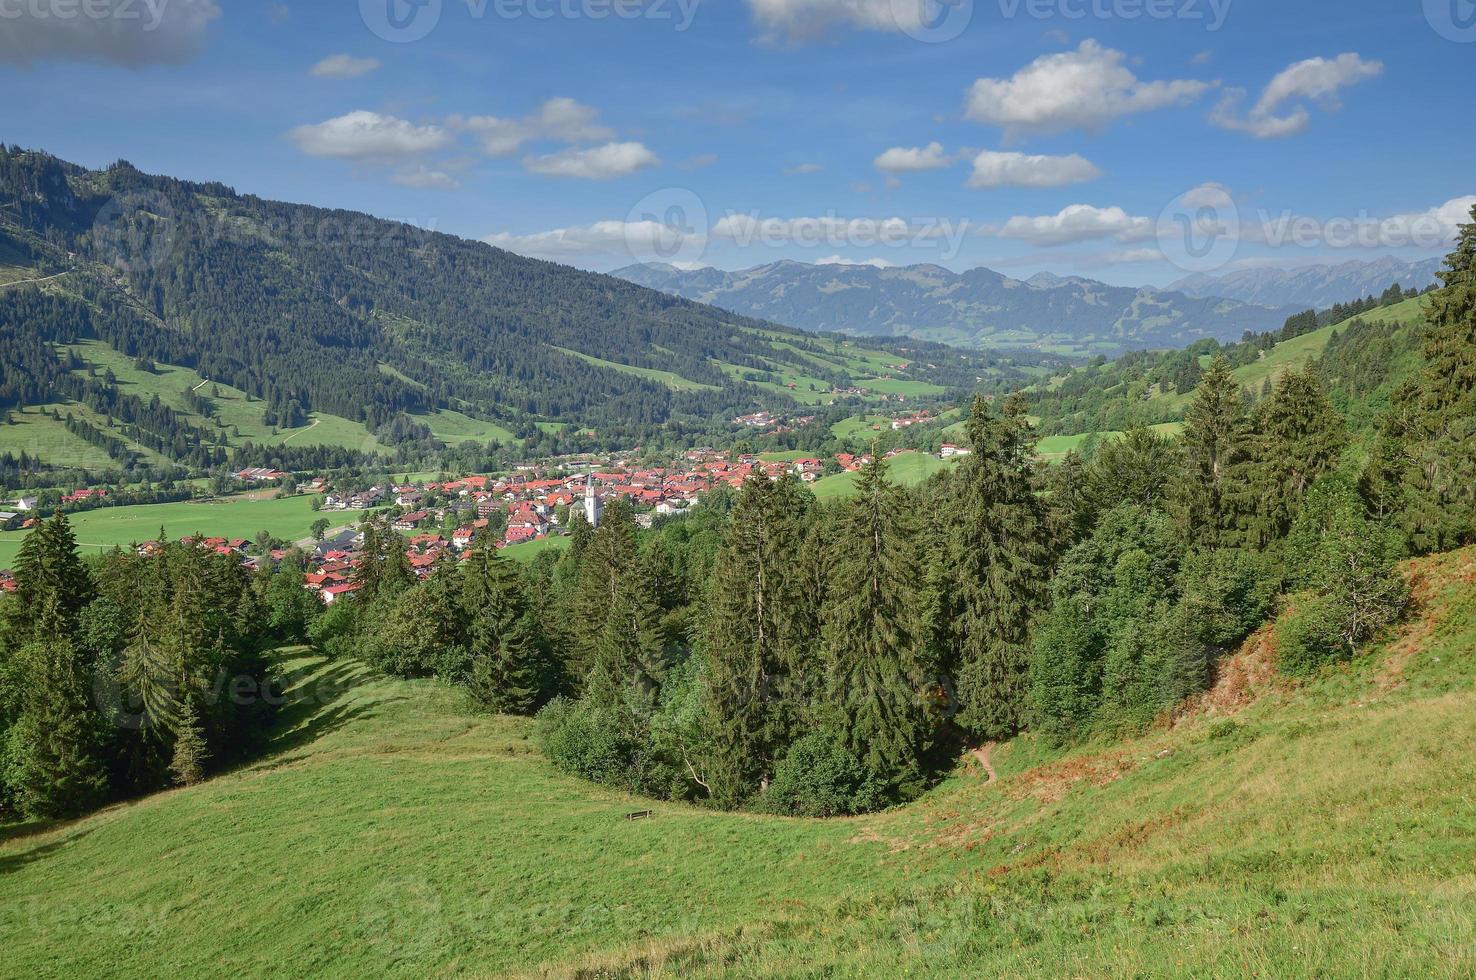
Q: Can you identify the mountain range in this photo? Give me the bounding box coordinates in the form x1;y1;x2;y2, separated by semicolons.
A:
1167;257;1443;309
613;260;1304;355
0;148;1021;470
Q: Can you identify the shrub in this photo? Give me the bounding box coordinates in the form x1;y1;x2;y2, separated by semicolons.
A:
534;697;629;786
759;733;884;818
1276;595;1348;677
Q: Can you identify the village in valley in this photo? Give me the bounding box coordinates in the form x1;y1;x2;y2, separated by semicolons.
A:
0;432;974;602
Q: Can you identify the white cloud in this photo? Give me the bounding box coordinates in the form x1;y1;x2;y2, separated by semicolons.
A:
746;0;926;41
311;54;382;79
965;40;1212;136
0;0;220;67
873;142;952;175
679;153;718;171
784;162;824;175
816;255;896;268
993;204;1154;246
967;150;1101;189
453;98;614;157
1250;195;1476;251
484;219;696;261
286;111;452;161
523;142;660;179
1211;53;1383;139
392;166;459;190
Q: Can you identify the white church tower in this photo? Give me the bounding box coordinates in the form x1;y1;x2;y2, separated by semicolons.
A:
583;473;603;528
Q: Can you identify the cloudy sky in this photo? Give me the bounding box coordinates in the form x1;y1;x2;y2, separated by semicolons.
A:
2;0;1471;284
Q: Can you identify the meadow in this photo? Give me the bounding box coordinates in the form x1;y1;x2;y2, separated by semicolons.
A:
811;450;954;500
4;547;1473;976
0;494;364;569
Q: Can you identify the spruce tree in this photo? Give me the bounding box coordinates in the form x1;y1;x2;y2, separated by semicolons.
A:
1395;204;1476;551
1173;354;1250;548
12;510;94;639
819;453;931;795
168;699;210;786
567;501;640;685
7;638;110;817
1085;426;1177;519
699;472;812;806
1249;365;1347;546
946;393;1051;739
463;549;547;715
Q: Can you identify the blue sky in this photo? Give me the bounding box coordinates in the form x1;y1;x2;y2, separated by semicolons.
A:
2;0;1472;284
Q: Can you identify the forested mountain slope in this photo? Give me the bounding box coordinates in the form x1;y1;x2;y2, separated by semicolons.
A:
0;147;1024;470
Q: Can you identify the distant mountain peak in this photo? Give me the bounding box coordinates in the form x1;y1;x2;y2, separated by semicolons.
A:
614;259;1297;355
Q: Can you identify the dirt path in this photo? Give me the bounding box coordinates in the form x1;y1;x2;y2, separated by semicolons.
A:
0;269;71;289
969;742;998;784
279;417;320;444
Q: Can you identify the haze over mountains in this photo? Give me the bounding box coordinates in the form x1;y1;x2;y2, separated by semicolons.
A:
1167;256;1443;309
614;260;1304;355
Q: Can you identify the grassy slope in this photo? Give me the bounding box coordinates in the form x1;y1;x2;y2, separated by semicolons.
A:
811;451;954;500
549;347;719;393
0;494;365;569
5;548;1473;976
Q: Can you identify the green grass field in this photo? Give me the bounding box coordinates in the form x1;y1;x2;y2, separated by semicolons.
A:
500;533;571;562
831;414;893;443
551;347;720;392
0;495;366;570
4;547;1473;976
0;405;122;471
812;450;954;500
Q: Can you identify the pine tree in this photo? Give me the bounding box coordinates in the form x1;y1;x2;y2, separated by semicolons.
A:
700;472;812;806
1085;426;1177;519
6;638;110;817
462;546;547;714
1249;365;1347;546
168;699;210;786
819;453;931;794
1173;354;1250;548
11;510;94;639
567;502;640;685
1393;204;1476;551
946;393;1051;739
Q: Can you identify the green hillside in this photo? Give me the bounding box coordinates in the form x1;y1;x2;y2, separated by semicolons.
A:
811;450;953;499
0;146;1025;480
0;493;366;569
4;546;1472;977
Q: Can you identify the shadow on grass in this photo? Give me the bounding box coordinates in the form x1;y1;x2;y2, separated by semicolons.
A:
259;655;407;760
0;826;96;876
